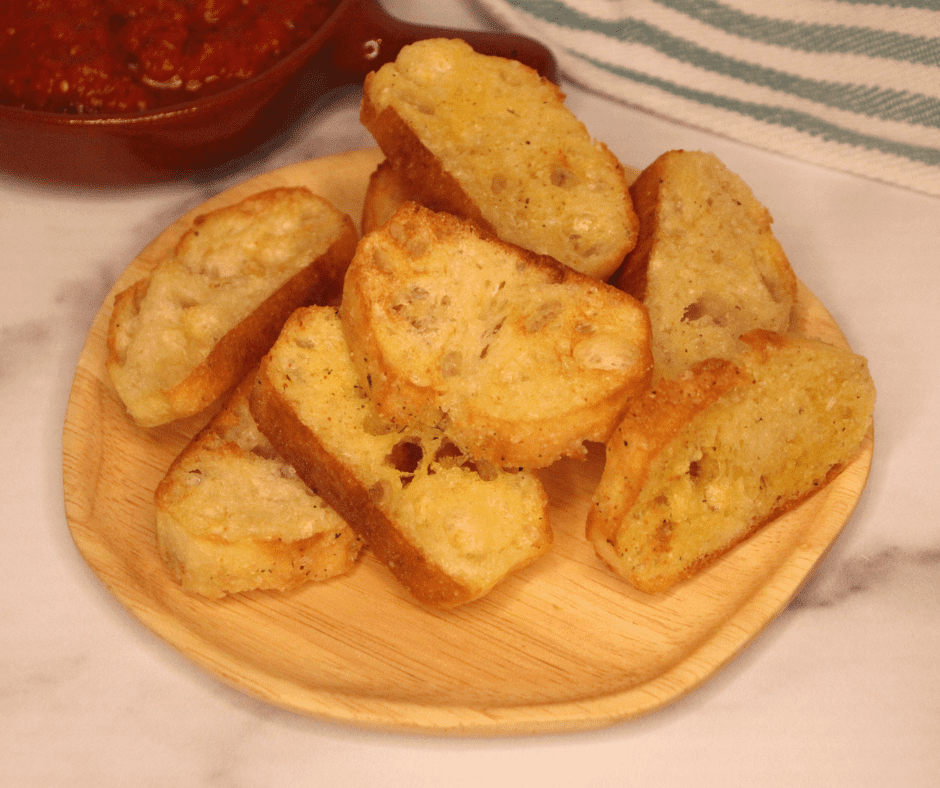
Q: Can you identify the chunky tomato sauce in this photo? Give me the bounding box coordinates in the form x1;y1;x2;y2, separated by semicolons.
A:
1;0;339;114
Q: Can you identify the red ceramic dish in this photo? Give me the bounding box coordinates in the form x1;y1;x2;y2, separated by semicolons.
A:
0;0;556;187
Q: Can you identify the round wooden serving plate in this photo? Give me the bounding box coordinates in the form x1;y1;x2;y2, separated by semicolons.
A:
63;149;874;735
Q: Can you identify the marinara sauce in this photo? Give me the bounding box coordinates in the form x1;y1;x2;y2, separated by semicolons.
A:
0;0;340;114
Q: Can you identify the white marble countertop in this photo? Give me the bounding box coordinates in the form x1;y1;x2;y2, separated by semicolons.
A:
2;1;938;785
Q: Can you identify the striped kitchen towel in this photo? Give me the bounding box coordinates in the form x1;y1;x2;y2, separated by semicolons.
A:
476;0;940;197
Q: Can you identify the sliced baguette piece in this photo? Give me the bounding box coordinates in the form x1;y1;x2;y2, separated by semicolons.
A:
361;158;410;235
361;38;638;280
587;330;876;593
614;150;797;379
155;372;363;599
341;202;653;469
249;305;553;609
107;187;358;427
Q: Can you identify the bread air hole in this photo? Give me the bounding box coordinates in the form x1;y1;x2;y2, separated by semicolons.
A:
371;245;396;273
386;439;423;481
362;409;395;436
573;333;637;371
525;301;563;333
682;293;731;326
439;350;461;377
369;480;389;504
466;457;500;482
653;520;674;551
293;335;317;350
498;67;525;87
405;284;430;301
479;316;506;358
687;452;715;486
433;439;464;466
551;166;578;188
760;270;786;303
176;294;201;310
431;439;499;481
405;237;429;257
575;241;603;258
398;88;436;116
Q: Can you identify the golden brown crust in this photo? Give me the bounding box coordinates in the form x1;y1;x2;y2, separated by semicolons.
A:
250;307;552;608
155;372;363;599
360;39;638;279
341;203;653;469
588;332;875;593
157;522;363;599
612;150;797;380
106;187;358;427
106;276;149;370
249;357;477;607
587;358;742;547
159;227;357;419
361;159;412;235
360;96;492;234
611;155;665;298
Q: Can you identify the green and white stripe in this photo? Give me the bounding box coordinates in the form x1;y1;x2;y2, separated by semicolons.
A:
476;0;940;195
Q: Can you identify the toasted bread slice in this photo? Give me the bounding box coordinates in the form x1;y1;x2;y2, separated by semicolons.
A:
587;330;875;593
341;202;652;469
249;306;553;609
361;38;638;279
615;150;797;379
107;187;358;427
361;158;410;235
155;372;363;599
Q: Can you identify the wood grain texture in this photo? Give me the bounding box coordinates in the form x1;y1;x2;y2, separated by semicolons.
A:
62;149;874;735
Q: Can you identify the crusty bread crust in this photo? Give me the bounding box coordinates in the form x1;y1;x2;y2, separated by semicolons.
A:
157;521;362;599
110;242;352;423
587;358;743;590
361;39;638;279
614;150;797;379
249;364;477;607
613;158;660;301
250;306;552;608
361;159;412;235
342;203;653;469
107;187;358;427
588;330;875;593
360;100;488;231
155;373;363;598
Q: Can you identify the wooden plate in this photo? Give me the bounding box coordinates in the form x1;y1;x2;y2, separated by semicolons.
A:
63;148;874;735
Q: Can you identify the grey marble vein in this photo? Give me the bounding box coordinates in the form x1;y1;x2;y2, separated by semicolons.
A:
792;544;940;609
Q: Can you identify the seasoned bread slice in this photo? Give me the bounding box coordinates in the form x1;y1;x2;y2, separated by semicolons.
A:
341;203;653;469
614;150;797;379
361;158;410;235
107;187;358;427
155;372;363;599
249;306;552;609
587;330;876;593
361;38;638;280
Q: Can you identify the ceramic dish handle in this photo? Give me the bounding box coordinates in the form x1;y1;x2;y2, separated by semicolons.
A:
326;0;557;82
